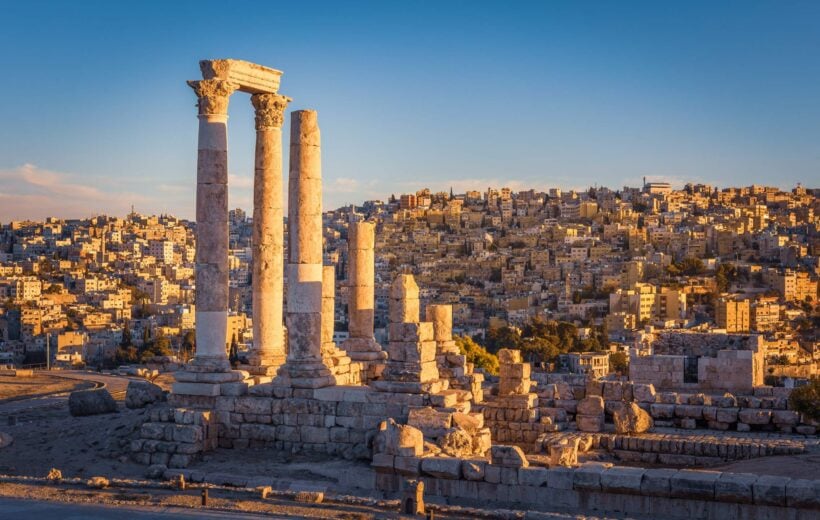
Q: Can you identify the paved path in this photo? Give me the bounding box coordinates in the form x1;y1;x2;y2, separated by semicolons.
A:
0;498;284;519
0;370;134;415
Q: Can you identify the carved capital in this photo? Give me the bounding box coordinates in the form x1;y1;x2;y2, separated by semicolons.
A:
251;93;292;130
187;79;239;116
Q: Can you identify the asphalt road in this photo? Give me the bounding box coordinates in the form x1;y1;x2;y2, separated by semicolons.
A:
0;370;134;415
0;498;285;519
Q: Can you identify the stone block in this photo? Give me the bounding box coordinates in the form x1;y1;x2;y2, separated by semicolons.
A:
490;445;528;467
393;456;421;476
670;469;720;500
753;475;789;506
772;410;800;426
641;468;678;497
573;463;608;491
545;467;574;490
462;459;486;481
172;382;221;397
420;457;461;479
738;409;771;425
518;467;549;487
577;396;604;415
371;453;394;471
633;383;656;403
576;414;604;433
716;407;739;423
408;407;452;430
497;349;521;364
601;467;645;495
650;403;676;419
712;471;758;505
785;478;820;509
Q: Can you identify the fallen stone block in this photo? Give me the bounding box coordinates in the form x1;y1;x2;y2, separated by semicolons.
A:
613;402;653;434
125;380;165;409
69;388;117;416
490;445;528;468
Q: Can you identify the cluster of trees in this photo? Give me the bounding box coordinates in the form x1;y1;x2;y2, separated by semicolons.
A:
114;322;174;364
666;257;705;277
483;316;607;365
454;335;498;375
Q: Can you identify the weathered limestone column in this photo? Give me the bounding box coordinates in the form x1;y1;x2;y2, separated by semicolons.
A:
248;92;290;373
321;265;337;351
280;110;333;388
188;78;238;370
341;221;383;360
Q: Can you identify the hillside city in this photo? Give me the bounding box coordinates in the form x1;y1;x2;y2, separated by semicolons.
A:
1;180;817;384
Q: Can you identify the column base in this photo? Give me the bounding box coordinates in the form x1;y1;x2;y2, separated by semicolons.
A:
341;337;386;359
277;359;335;389
186;356;232;372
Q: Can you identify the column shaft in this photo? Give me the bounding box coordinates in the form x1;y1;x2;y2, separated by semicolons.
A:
188;79;237;368
283;110;332;387
250;93;289;368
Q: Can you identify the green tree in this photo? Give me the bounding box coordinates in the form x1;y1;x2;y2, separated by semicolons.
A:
455;335;498;375
181;330;195;362
486;326;521;353
609;352;629;374
120;321;133;348
788;378;820;422
229;333;240;366
519;336;560;364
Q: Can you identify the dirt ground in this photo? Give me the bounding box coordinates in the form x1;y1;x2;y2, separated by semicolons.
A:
0;374;90;401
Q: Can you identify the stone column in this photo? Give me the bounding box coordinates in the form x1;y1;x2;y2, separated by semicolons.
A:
248;92;290;373
281;110;333;388
425;304;460;355
321;265;336;351
341;221;383;360
188;79;238;370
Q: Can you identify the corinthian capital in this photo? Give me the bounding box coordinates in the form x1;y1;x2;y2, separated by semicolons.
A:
251;93;292;130
187;79;239;116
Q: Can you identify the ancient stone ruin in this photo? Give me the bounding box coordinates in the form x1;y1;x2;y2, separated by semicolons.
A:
130;59;820;519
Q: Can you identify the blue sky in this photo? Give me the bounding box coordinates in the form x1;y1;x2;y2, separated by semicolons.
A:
0;1;818;220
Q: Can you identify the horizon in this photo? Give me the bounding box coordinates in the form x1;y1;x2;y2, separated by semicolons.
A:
2;1;819;221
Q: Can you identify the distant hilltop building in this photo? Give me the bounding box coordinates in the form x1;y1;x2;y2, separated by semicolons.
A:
642;176;673;195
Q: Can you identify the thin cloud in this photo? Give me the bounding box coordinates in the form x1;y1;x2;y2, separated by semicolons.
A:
0;164;150;221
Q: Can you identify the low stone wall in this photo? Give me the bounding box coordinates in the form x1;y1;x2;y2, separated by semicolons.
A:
377;458;820;519
538;431;814;466
133;383;465;467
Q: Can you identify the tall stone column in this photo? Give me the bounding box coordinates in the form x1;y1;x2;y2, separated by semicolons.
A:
281;110;333;388
248;93;290;373
341;221;383;361
188;79;238;370
321;265;337;351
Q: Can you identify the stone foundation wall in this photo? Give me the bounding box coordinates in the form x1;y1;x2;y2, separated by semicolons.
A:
412;466;820;519
630;351;762;393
